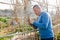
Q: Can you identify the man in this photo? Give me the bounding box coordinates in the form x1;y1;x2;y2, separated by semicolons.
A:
28;5;54;40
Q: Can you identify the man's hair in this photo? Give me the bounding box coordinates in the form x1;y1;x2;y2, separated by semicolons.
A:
33;5;40;9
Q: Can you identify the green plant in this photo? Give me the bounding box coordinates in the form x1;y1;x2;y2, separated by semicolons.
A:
0;17;9;23
0;36;13;40
57;32;60;40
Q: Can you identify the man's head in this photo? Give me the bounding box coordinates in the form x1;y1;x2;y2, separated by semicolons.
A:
33;5;41;16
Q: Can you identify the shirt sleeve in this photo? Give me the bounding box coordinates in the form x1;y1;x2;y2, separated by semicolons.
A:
32;13;49;29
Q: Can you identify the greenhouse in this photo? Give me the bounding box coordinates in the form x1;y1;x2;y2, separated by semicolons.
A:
0;0;60;40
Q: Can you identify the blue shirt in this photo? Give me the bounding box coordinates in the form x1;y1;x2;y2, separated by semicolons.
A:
32;12;54;39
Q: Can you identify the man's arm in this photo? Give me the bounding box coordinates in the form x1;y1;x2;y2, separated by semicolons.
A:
32;13;49;29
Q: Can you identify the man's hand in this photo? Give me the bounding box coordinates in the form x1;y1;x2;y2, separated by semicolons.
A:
28;16;34;26
28;17;31;25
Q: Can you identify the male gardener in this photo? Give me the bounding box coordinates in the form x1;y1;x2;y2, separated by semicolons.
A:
28;5;54;40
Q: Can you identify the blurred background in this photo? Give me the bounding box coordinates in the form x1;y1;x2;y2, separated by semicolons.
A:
0;0;60;40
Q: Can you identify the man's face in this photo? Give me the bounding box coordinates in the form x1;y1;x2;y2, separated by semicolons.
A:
33;7;40;16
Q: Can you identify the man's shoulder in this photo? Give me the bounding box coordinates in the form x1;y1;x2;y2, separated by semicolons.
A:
41;11;48;16
40;12;51;19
